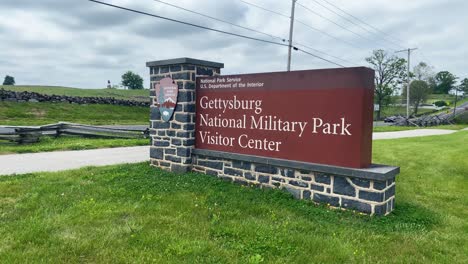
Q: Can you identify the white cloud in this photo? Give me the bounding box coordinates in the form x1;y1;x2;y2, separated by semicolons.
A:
0;0;466;88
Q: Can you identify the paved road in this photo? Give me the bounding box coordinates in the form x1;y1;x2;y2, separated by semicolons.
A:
372;129;458;140
0;146;149;175
1;129;465;176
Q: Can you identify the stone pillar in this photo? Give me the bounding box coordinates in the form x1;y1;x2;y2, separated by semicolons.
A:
146;58;224;173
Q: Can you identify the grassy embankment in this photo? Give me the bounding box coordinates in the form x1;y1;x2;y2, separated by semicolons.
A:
0;101;148;126
373;124;467;132
1;85;149;125
0;137;149;155
380;94;467;119
0;131;466;263
379;106;434;118
1;85;149;102
0;86;150;151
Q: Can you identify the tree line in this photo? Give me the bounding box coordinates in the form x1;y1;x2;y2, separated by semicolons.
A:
366;49;467;119
0;72;145;90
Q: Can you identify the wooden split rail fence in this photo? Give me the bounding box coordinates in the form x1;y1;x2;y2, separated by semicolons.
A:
0;122;149;144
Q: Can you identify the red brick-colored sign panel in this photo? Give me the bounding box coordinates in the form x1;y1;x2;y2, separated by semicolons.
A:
195;68;374;168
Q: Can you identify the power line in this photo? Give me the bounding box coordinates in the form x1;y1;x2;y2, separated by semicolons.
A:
239;0;361;50
153;0;285;42
308;0;405;49
153;0;351;66
297;48;345;67
87;0;345;68
294;42;358;66
321;0;405;44
240;0;289;18
88;0;288;47
297;2;394;51
396;48;418;119
294;19;360;49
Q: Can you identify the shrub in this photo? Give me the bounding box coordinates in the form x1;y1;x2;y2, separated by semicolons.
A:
434;100;448;107
454;112;468;124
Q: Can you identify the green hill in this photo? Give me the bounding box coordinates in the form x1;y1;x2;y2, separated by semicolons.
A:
1;85;149;102
0;101;148;125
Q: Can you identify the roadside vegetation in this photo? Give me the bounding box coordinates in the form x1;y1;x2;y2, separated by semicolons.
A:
0;131;466;263
0;136;149;155
0;101;148;125
379;106;435;118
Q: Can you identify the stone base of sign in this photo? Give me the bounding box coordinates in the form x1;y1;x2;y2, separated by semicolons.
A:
192;149;398;216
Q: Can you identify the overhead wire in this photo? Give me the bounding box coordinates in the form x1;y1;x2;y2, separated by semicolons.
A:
153;0;355;66
239;0;361;49
299;48;346;67
88;0;288;47
240;0;289;18
87;0;346;68
296;2;395;51
294;42;358;66
321;0;405;44
153;0;286;42
308;0;405;49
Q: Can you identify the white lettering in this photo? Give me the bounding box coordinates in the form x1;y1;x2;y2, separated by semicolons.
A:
198;96;263;114
312;118;323;133
340;118;352;135
238;134;281;152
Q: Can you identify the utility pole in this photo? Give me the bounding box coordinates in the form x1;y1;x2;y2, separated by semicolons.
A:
287;0;297;71
453;87;458;118
396;48;417;120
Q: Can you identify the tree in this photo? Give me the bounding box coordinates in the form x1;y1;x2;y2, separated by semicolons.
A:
365;49;407;120
459;78;468;95
426;76;437;93
121;71;144;90
413;62;434;81
3;75;15;85
402;80;430;115
434;71;457;94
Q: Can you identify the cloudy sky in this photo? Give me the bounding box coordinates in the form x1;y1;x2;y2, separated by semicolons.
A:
0;0;466;88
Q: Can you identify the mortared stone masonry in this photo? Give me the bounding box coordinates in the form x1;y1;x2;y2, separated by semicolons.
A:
147;58;399;216
147;58;223;173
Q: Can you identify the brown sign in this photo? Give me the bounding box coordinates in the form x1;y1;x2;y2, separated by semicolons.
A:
195;68;374;168
155;77;178;122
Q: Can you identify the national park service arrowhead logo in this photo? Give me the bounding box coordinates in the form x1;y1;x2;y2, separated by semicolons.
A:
155;77;178;122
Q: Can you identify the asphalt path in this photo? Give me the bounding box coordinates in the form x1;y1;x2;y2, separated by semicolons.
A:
1;129;466;176
0;146;149;175
372;129;458;140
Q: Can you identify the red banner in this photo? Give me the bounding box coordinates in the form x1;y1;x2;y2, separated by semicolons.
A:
195;68;374;168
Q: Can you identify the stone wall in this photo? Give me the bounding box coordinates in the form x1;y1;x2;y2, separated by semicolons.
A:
192;151;396;215
0;88;149;107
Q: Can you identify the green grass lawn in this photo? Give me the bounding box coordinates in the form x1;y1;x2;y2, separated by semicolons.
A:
379;106;435;118
1;85;149;102
373;124;467;132
0;101;148;125
0;136;149;155
0;132;467;263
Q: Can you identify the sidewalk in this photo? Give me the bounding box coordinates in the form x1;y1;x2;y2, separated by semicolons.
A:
372;129;458;140
0;146;149;175
0;129;464;176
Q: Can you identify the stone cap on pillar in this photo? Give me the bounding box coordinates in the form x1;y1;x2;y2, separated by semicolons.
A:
146;57;224;69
